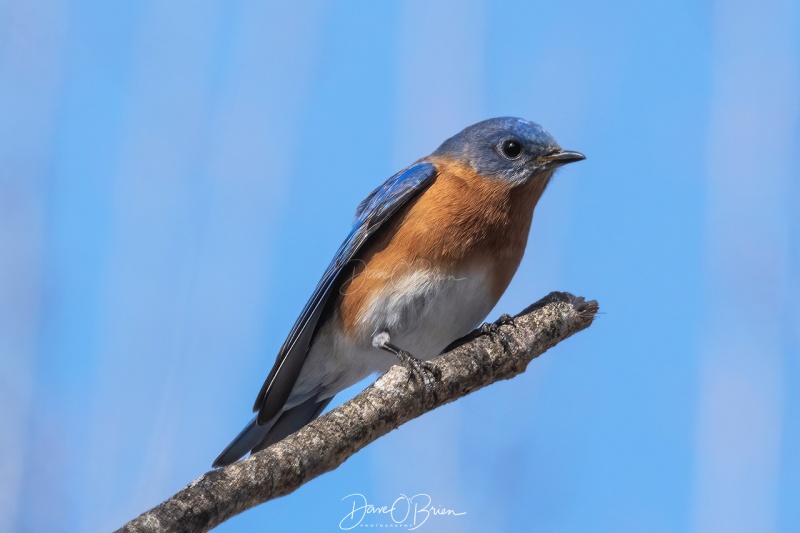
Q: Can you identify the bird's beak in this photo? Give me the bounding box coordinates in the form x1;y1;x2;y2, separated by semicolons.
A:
538;150;586;167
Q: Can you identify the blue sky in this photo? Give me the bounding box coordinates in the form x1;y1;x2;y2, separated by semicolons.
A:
1;1;798;531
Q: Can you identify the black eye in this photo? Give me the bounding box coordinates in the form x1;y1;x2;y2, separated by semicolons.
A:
500;139;522;159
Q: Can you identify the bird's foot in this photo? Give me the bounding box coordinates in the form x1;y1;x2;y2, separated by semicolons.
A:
372;332;441;390
479;314;515;352
393;348;441;389
479;313;514;334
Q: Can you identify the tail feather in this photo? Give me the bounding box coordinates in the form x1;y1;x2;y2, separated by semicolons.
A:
252;396;332;454
212;396;333;468
212;416;272;468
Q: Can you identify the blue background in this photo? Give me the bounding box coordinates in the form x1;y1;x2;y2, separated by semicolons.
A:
1;1;798;531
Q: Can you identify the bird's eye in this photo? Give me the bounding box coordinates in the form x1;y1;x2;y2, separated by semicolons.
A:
500;139;522;159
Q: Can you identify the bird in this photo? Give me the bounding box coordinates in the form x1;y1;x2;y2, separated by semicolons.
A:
213;117;584;467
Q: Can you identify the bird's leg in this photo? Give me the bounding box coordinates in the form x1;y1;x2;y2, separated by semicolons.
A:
372;332;441;389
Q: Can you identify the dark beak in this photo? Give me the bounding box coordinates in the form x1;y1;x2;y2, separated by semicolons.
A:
539;150;585;167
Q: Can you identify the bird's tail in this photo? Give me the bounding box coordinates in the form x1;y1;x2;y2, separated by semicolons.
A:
212;416;272;468
212;395;333;468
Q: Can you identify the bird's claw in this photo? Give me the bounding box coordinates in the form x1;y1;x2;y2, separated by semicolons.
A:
479;314;514;335
479;314;515;352
497;313;515;326
373;333;440;392
395;349;441;390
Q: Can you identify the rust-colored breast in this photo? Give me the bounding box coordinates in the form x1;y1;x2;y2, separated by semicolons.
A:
337;157;551;335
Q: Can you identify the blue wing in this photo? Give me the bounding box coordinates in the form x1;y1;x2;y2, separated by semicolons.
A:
253;161;438;423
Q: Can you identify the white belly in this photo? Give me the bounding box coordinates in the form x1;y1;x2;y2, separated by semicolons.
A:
289;264;496;405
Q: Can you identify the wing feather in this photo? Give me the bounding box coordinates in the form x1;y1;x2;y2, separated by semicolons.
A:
253;161;437;423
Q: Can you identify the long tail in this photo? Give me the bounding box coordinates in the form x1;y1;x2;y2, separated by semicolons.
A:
212;396;333;468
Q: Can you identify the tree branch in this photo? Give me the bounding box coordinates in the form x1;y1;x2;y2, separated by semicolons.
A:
116;291;598;532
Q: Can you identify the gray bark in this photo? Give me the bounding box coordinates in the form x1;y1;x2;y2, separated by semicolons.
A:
116;291;598;532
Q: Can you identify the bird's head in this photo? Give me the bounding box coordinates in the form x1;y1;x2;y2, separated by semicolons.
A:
432;117;584;186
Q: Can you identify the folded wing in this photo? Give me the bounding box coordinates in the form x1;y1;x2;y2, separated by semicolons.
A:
252;161;438;424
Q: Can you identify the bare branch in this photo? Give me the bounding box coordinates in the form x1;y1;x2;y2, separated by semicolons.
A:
116;291;598;532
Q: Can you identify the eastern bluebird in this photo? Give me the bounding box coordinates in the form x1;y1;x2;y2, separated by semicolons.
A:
213;117;584;467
